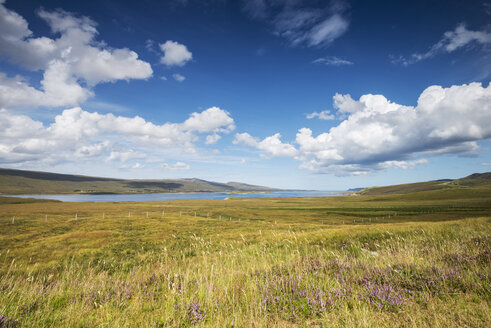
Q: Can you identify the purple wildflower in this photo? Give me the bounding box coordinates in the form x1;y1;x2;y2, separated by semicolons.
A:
187;302;206;324
0;315;9;327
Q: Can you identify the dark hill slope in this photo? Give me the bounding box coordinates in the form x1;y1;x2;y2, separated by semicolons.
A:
0;168;277;194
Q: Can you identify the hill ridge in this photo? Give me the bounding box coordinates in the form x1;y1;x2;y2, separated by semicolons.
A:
358;172;491;195
0;168;278;194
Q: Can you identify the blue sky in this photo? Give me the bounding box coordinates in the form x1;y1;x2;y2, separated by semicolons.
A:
0;0;490;190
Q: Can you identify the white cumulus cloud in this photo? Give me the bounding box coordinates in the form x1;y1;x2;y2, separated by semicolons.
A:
0;2;152;108
173;73;186;82
160;40;193;67
235;82;491;175
205;134;221;145
233;132;259;147
0;106;235;166
234;132;297;158
183;106;235;133
257;133;298;158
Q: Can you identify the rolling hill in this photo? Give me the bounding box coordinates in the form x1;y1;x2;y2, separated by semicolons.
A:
0;168;278;194
358;172;491;195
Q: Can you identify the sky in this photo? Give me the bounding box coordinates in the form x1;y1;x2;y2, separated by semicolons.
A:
0;0;490;190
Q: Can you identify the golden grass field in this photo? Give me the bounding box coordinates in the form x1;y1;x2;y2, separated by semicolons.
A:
0;186;490;327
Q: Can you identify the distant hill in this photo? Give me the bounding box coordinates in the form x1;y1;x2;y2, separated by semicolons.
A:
358;172;491;195
0;168;278;195
456;172;491;186
347;187;365;192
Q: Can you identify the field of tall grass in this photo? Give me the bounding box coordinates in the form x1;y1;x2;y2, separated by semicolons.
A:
0;188;490;327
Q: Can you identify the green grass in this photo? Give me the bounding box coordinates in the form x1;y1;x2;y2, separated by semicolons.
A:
0;187;490;327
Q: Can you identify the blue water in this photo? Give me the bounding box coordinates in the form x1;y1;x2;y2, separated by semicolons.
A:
6;190;343;202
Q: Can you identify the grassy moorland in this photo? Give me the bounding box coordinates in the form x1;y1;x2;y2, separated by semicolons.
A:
0;187;490;327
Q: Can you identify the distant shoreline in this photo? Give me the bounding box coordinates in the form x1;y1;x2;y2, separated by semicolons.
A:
1;190;342;203
0;190;291;196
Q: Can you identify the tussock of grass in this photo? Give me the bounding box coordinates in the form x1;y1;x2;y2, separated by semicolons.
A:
0;190;490;327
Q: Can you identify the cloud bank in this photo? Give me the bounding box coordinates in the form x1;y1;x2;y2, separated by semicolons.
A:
0;106;235;165
234;82;491;175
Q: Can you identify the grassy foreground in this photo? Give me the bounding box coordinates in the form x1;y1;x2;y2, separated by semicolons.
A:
0;188;490;327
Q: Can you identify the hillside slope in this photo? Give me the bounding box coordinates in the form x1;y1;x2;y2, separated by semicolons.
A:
0;168;278;194
359;172;491;195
